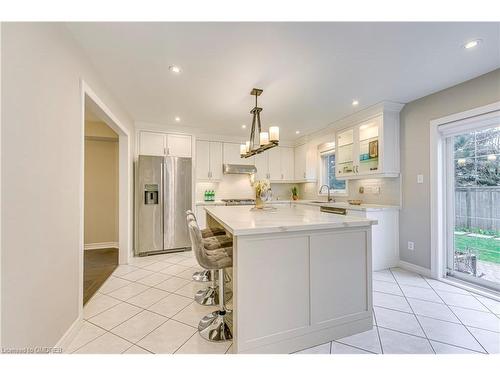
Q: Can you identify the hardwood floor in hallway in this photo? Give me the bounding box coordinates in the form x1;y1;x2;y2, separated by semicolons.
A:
84;248;119;304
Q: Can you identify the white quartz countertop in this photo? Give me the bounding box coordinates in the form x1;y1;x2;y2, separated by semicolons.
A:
195;200;226;206
204;204;377;236
293;200;400;211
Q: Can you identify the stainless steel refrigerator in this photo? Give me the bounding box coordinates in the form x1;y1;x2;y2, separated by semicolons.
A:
135;155;192;256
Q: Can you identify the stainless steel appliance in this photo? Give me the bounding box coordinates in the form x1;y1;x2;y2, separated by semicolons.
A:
135;155;192;256
223;164;256;175
221;198;255;206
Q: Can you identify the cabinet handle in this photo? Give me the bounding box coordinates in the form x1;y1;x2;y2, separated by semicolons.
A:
303;172;306;179
281;173;284;180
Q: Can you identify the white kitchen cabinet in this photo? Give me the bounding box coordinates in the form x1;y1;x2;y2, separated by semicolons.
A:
335;107;401;180
253;147;294;182
196;140;223;181
139;131;192;157
294;142;317;182
280;147;295;181
254;152;269;180
268;147;282;180
347;209;399;271
167;134;192;157
223;143;254;166
139;131;166;156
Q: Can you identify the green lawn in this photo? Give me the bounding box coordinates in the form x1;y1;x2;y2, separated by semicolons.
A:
454;234;500;264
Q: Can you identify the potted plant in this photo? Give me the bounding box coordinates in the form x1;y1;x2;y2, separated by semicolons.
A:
291;186;299;201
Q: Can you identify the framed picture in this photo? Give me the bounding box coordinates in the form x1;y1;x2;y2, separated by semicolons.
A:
369;140;378;158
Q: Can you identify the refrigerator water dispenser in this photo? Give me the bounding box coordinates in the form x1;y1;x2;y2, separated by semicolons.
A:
144;184;159;205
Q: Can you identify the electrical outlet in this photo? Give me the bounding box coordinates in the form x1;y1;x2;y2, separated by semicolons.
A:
408;241;415;251
417;174;424;184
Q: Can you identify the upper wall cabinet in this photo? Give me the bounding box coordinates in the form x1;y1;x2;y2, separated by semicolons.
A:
223;143;254;166
139;131;192;158
255;146;294;182
335;103;402;180
196;140;223;181
294;141;317;182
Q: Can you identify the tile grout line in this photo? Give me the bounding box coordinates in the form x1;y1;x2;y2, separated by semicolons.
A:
421;276;489;354
373;304;384;354
389;268;436;353
374;324;486;354
331;340;377;354
470;292;500;316
77;317;155;354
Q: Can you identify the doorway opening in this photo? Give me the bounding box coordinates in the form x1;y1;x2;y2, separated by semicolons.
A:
83;108;120;303
80;81;131;309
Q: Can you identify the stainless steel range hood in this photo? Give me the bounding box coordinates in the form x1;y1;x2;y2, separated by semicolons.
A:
223;164;257;175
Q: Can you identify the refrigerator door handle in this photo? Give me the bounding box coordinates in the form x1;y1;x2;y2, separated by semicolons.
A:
160;161;164;249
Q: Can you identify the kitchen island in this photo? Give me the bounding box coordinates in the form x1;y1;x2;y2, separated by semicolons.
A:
204;204;377;354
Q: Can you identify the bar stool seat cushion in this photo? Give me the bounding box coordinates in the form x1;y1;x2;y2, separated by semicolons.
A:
200;227;226;238
205;247;233;268
203;235;232;250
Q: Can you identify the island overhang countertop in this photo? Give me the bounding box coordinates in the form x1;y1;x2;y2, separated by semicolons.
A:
204;204;378;236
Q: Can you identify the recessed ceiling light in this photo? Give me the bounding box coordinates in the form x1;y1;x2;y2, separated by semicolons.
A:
463;39;481;49
175;116;181;122
352;100;359;106
295;130;300;135
169;65;181;73
241;124;246;129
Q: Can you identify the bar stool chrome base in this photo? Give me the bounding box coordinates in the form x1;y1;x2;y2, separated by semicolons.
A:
192;270;211;282
194;287;232;306
198;310;233;342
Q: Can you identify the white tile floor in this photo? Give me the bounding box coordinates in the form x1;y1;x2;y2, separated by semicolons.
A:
67;252;500;354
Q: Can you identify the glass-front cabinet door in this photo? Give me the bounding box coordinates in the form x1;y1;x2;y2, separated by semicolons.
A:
357;116;381;175
336;128;356;177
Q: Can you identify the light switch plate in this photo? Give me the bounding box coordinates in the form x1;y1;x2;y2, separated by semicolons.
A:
417;174;424;184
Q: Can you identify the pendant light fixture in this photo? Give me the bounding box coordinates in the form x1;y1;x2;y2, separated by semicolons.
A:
240;88;279;158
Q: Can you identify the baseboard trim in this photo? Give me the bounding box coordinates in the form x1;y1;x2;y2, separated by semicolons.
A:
84;242;118;250
55;314;83;353
398;260;432;278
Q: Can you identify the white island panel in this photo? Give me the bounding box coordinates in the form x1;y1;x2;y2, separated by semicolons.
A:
310;230;371;326
236;235;310;342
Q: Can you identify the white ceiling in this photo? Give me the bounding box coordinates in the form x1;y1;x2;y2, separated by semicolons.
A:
67;22;500;140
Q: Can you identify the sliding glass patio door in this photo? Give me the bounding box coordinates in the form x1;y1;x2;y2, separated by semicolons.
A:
444;122;500;291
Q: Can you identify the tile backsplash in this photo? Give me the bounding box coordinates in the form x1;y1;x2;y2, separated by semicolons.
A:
195;175;297;201
196;175;400;206
299;177;401;206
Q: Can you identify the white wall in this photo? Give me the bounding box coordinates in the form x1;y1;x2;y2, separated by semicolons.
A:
1;23;134;348
399;68;500;270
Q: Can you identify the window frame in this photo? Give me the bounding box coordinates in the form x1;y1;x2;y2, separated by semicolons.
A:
318;146;348;197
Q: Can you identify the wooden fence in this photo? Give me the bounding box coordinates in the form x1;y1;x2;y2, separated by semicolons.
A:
455;187;500;232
